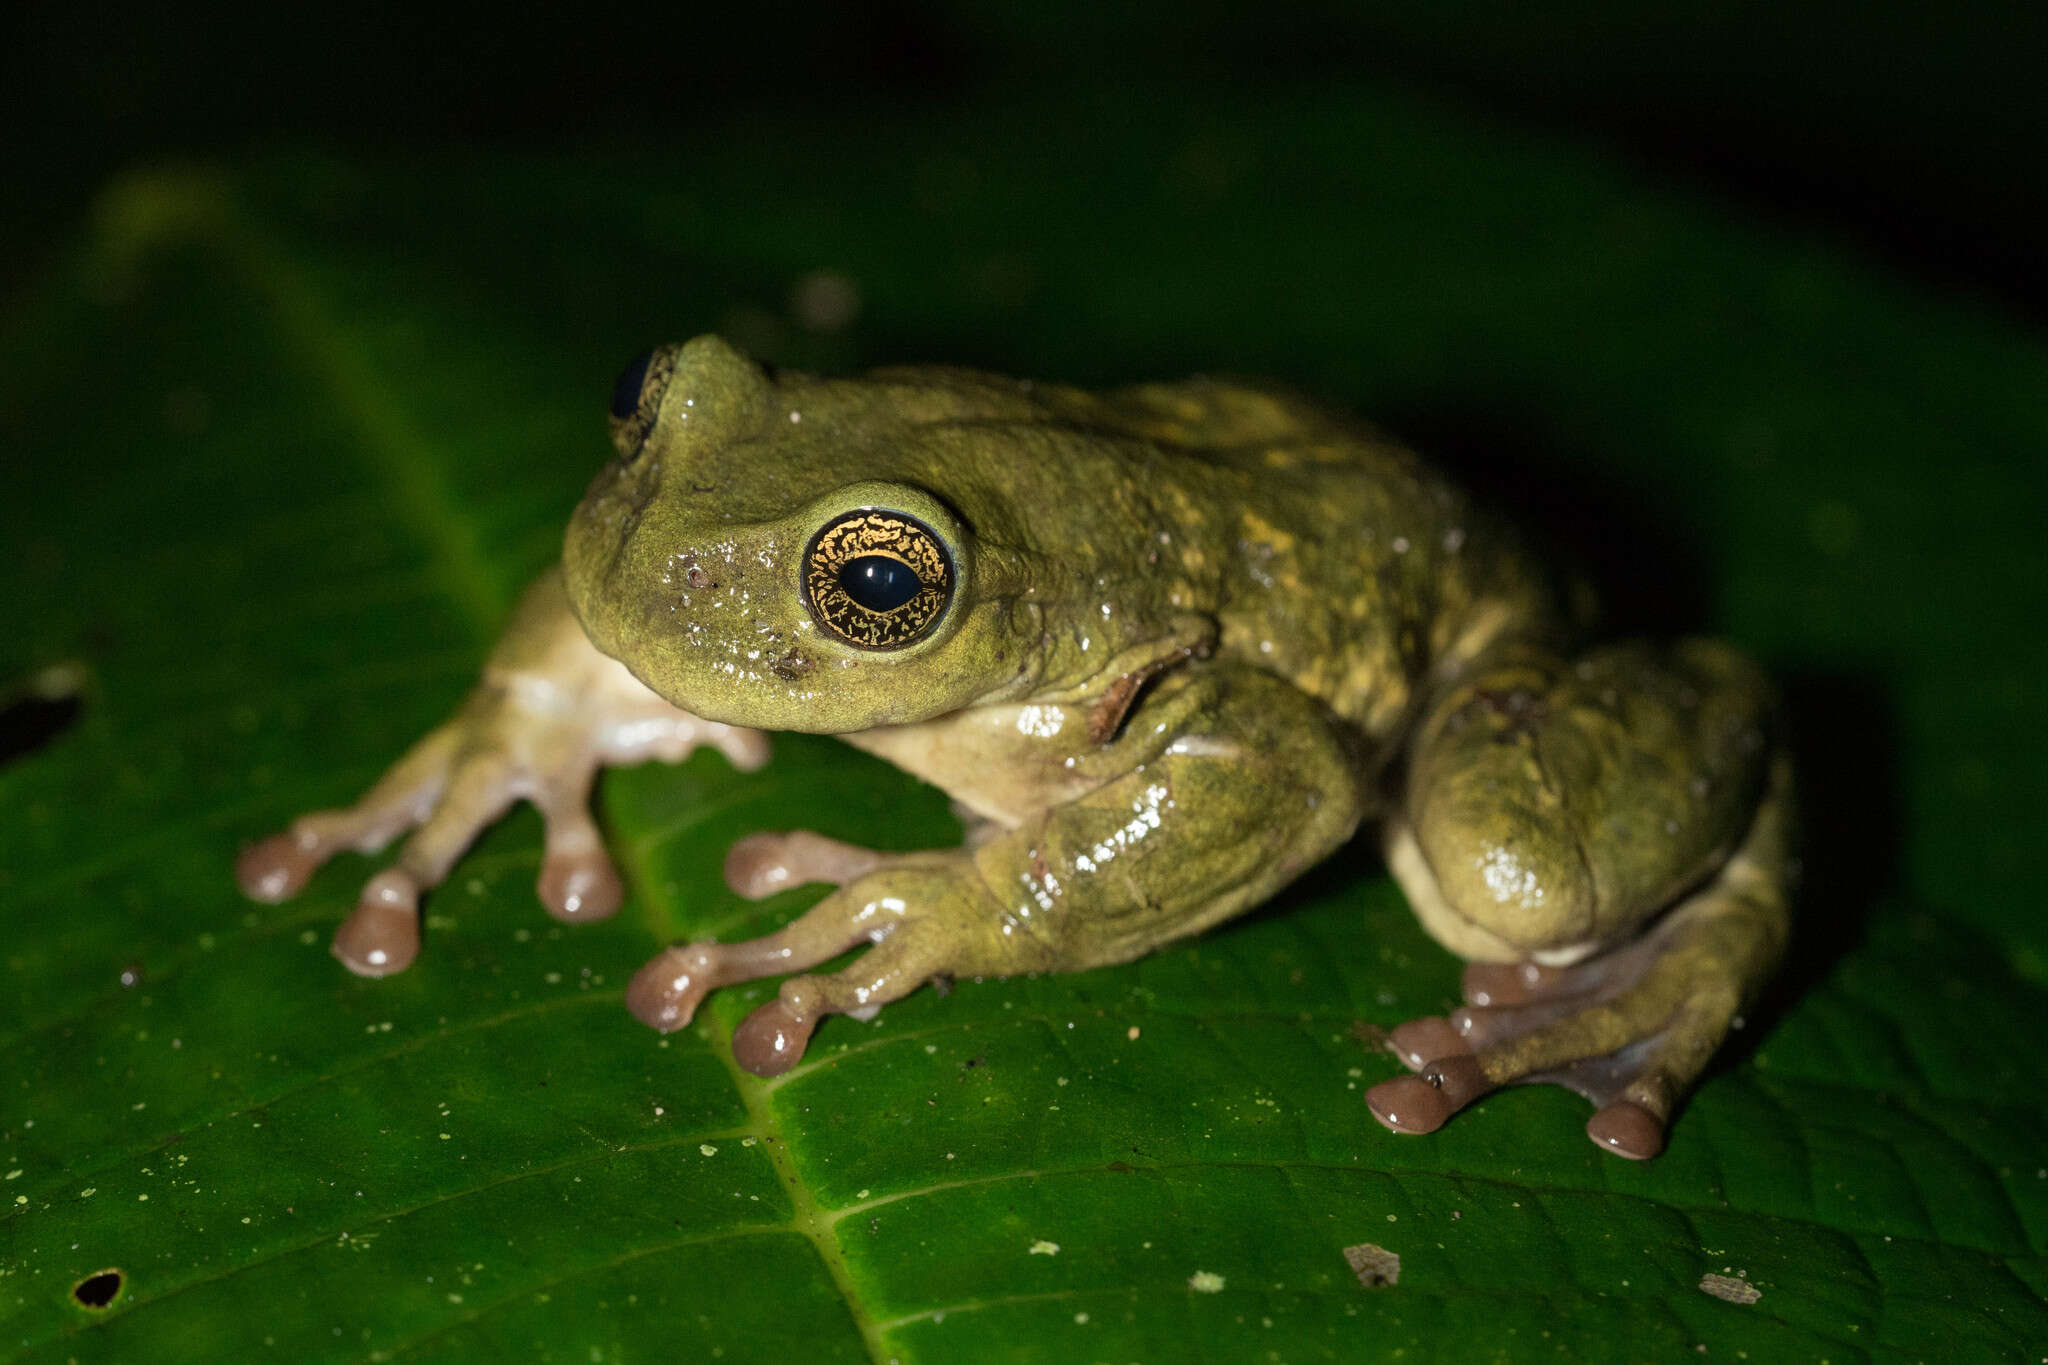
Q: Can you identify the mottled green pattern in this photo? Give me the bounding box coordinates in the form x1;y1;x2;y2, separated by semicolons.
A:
1;85;2043;1362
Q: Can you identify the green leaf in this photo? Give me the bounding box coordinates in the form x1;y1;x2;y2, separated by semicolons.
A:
3;84;2044;1363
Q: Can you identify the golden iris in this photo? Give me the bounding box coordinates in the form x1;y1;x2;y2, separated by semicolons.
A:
803;511;954;648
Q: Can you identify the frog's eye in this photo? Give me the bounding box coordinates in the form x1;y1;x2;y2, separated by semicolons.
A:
606;345;676;458
803;510;955;650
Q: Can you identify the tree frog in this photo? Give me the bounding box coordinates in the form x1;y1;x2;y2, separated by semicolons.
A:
238;335;1791;1159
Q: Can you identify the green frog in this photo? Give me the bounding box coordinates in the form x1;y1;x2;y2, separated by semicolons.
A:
238;335;1792;1160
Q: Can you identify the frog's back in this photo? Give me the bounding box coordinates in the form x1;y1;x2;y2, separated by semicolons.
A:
843;362;1570;740
1065;375;1572;738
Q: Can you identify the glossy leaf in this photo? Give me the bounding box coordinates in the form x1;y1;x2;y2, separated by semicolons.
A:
2;85;2044;1363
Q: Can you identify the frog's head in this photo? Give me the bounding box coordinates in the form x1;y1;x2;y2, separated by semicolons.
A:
564;335;1050;732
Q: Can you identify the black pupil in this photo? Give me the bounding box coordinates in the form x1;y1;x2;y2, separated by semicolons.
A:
839;555;923;612
609;351;653;420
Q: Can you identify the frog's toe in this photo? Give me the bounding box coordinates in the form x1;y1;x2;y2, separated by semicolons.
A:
626;943;728;1032
537;847;623;923
1585;1100;1668;1160
331;869;422;976
1384;1015;1467;1070
625;869;898;1032
731;928;950;1076
731;997;816;1076
1368;893;1771;1158
316;756;523;968
237;724;463;902
1385;990;1603;1073
722;830;887;900
1369;987;1704;1158
1366;1054;1488;1135
536;800;623;923
236;830;324;904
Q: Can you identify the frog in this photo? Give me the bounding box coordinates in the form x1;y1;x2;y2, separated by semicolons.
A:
237;334;1792;1160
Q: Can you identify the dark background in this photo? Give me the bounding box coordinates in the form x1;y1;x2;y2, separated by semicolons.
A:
6;0;2047;328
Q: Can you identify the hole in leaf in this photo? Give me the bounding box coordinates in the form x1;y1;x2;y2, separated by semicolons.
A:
72;1269;123;1310
0;663;88;768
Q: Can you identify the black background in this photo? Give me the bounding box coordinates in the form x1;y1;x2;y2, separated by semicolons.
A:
7;1;2047;326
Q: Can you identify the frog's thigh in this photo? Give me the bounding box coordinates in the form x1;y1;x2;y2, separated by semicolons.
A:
1394;639;1775;961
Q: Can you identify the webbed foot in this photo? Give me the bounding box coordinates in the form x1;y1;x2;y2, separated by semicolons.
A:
1368;829;1789;1159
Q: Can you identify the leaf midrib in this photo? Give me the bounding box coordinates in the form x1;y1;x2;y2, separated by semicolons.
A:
233;206;506;638
620;832;897;1365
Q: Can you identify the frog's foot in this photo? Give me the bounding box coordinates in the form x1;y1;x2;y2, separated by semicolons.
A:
1366;854;1786;1159
632;664;1379;1077
237;722;471;977
629;847;1052;1076
238;575;770;977
625;830;916;1039
240;727;635;976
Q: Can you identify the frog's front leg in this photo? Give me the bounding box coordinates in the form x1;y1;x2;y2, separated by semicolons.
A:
627;666;1369;1075
1369;639;1793;1159
237;568;769;974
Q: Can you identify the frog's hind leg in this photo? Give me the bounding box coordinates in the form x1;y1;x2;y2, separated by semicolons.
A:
1371;772;1789;1157
237;569;773;976
1371;639;1793;1158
